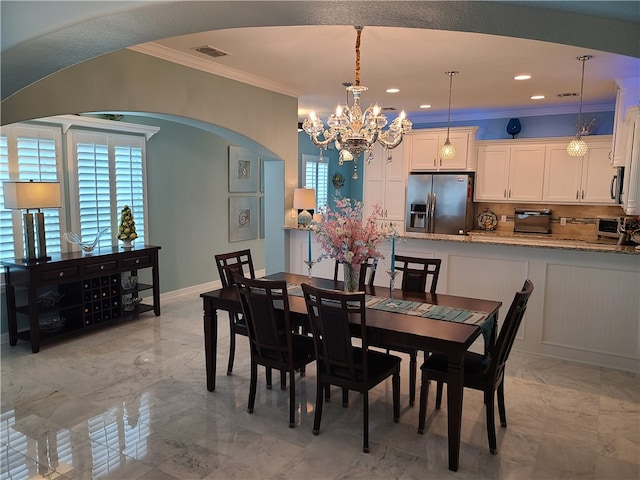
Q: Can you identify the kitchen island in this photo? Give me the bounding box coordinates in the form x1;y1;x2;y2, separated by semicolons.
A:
287;227;640;372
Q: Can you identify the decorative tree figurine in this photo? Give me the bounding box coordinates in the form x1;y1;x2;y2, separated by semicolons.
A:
117;205;137;247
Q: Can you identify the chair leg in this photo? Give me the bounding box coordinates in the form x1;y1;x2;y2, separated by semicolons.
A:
288;370;295;428
281;371;286;390
409;351;417;406
266;367;273;390
342;388;349;407
497;382;507;428
435;381;444;409
418;371;429;434
313;380;324;435
485;390;498;455
247;356;257;414
362;390;369;453
393;370;400;423
227;316;236;375
324;384;330;402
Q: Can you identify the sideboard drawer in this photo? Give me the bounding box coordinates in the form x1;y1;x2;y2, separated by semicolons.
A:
121;253;152;269
39;264;81;283
85;259;118;275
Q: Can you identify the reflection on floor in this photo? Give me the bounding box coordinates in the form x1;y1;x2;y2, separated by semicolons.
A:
1;292;639;479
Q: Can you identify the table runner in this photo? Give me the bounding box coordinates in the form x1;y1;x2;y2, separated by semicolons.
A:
287;284;494;345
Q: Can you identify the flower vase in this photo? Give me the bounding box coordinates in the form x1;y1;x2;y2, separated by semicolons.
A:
121;239;132;249
343;262;361;292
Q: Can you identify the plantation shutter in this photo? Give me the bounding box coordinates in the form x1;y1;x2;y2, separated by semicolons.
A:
302;154;329;211
69;131;146;248
0;134;14;260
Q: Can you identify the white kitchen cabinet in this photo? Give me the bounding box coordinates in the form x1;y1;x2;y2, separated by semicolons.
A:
474;142;545;202
611;77;640;167
622;106;640;215
408;127;477;171
543;136;615;204
363;141;407;231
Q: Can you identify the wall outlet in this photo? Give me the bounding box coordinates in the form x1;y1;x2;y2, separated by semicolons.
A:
560;217;567;225
501;215;507;223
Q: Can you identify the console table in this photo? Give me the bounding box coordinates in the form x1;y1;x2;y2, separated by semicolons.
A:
2;245;161;353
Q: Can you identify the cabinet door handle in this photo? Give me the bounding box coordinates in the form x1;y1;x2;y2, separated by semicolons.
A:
135;259;140;264
439;159;442;166
508;189;511;198
100;265;105;270
576;190;579;200
581;190;584;199
433;158;436;167
504;189;507;198
59;271;64;277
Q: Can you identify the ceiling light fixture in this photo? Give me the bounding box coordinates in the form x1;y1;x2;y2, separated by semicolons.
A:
419;104;432;109
530;95;545;100
386;88;400;93
439;71;458;161
302;26;412;179
567;55;592;157
514;74;531;80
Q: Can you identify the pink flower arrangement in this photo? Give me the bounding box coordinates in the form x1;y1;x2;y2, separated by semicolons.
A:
314;198;386;266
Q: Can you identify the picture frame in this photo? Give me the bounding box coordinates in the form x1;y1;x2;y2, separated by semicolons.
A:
229;196;258;242
260;196;265;239
229;146;258;192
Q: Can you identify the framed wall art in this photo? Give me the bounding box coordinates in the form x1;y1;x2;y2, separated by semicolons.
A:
229;145;258;192
229;196;258;242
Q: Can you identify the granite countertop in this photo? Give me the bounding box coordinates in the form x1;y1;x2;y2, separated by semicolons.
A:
286;225;640;254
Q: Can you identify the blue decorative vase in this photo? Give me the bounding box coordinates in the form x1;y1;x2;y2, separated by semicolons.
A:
506;118;522;139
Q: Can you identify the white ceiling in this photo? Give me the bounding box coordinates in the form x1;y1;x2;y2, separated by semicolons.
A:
136;24;640;123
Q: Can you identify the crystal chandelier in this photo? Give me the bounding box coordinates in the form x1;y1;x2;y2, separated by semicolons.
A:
302;26;412;179
439;71;458;161
567;55;592;157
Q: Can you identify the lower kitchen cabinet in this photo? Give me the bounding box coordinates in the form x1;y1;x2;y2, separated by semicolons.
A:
2;245;161;353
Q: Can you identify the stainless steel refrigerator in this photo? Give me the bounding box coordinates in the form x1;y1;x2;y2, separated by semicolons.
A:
405;173;475;234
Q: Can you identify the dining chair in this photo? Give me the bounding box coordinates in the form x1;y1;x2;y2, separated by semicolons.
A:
417;279;534;455
235;275;316;428
379;255;442;406
333;257;378;290
301;283;401;453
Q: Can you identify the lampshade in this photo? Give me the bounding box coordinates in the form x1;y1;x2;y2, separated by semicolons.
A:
293;188;316;210
3;181;61;209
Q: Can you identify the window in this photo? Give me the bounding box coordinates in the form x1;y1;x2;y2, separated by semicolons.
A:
0;116;157;261
0;124;63;260
68;131;146;250
301;154;328;210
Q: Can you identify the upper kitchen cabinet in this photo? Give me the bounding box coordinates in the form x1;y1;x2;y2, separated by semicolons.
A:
363;141;407;231
611;77;640;167
408;127;477;171
622;106;640;215
543;136;616;204
474;141;545;202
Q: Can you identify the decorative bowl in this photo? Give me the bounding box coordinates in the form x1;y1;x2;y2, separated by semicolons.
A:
63;228;109;253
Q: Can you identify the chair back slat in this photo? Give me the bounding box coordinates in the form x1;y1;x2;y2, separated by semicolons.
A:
333;257;378;290
235;275;293;369
302;284;367;383
488;279;534;378
394;255;441;293
215;249;255;287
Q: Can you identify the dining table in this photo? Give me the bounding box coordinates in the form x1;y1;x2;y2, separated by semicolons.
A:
200;271;502;471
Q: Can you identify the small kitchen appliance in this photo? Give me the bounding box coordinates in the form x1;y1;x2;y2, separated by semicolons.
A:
513;209;552;234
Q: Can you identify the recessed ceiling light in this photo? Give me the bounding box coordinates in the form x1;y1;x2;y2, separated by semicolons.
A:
386;88;400;93
530;95;545;100
514;74;532;81
419;104;432;109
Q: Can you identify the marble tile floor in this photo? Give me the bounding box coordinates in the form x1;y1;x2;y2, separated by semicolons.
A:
1;293;639;480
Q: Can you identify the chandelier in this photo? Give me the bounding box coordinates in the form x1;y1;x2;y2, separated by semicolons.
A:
566;55;592;157
302;26;412;179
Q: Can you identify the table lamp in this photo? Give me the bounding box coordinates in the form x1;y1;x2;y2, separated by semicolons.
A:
293;188;315;226
3;180;62;262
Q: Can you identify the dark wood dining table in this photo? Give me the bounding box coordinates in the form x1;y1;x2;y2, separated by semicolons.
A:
200;272;502;471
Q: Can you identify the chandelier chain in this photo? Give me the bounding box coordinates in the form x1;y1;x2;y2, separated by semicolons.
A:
354;26;362;87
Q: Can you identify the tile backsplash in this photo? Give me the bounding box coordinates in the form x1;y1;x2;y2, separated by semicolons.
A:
475;202;627;241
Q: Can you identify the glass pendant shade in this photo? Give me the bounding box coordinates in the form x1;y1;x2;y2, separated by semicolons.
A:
439;138;456;160
567;135;589;157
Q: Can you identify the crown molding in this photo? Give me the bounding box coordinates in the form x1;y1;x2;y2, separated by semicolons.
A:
128;43;301;99
31;114;160;140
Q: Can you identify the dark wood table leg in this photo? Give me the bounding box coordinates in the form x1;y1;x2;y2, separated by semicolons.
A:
203;299;218;391
447;355;465;471
28;288;41;353
151;251;161;316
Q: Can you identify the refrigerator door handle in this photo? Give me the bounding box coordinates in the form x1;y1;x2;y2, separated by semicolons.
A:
610;174;617;200
430;192;437;233
426;193;432;232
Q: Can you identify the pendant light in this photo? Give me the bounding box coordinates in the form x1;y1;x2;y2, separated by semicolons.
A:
439;71;458;161
566;55;592;157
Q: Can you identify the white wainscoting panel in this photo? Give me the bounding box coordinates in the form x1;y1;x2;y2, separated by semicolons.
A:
542;263;640;359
